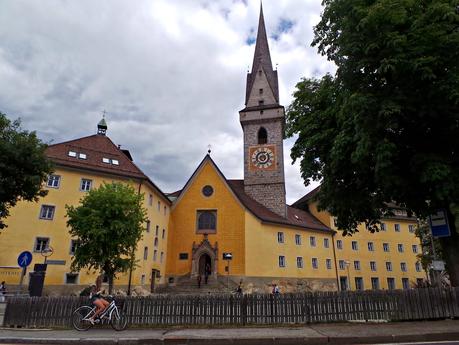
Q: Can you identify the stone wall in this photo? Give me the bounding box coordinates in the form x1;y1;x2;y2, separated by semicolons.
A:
242;117;286;217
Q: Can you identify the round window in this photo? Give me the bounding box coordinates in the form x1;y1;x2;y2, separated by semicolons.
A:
202;185;214;197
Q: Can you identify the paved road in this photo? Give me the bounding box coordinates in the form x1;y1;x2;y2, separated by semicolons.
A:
1;320;459;344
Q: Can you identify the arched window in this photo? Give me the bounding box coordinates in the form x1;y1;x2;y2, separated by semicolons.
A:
258;127;267;144
197;211;217;233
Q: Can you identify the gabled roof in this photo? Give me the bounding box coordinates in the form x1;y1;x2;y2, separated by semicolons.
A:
291;185;321;209
171;155;331;232
46;134;171;204
227;180;330;232
245;4;279;105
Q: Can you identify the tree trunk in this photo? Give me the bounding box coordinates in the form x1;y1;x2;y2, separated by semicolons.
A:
108;274;114;294
439;207;459;287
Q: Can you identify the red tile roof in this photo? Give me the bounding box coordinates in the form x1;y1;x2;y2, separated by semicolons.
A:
46;134;170;204
227;180;331;232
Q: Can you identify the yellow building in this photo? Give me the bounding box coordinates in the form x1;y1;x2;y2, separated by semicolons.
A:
293;189;426;290
0;6;425;294
0;120;171;294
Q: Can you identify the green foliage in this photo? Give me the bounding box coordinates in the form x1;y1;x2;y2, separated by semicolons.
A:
66;182;147;292
415;219;442;271
286;0;459;234
0;112;54;230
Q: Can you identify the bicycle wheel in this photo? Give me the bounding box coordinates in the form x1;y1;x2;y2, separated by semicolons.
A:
110;307;128;331
72;306;94;331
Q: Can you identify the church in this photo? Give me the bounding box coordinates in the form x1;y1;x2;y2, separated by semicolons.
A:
0;6;424;294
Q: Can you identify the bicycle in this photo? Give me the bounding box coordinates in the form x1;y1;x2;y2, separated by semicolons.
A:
72;295;127;331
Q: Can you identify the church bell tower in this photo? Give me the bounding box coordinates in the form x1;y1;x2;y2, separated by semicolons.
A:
239;4;286;218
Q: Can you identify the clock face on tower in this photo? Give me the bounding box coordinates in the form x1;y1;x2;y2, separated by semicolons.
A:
249;145;276;170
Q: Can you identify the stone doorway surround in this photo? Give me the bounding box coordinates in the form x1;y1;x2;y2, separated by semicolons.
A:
191;234;218;278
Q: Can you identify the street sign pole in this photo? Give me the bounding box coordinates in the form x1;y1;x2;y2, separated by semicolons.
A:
17;251;33;293
19;267;27;290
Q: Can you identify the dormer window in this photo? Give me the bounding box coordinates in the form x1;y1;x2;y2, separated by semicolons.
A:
102;157;120;165
68;151;77;157
258;100;264;105
259;88;263;95
78;153;87;160
258;70;262;76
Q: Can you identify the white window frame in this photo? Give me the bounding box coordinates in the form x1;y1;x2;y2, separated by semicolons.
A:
296;256;303;268
324;238;329;248
39;205;55;220
354;260;361;270
381;223;387;231
277;232;284;244
80;178;92;192
387;277;396;290
394;223;400;232
367;242;374;251
412;244;418;253
312;258;318;269
336;240;343;249
383;243;390;252
339;260;345;270
69;239;79;255
34;237;49;252
386;262;393;272
47;175;61;188
295;234;301;245
278;255;286;268
401;262;407;272
370;261;377;271
326;258;332;270
310;236;316;247
351;241;358;251
398;244;404;253
143;247;148;260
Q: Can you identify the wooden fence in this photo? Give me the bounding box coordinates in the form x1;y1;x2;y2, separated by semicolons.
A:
4;287;459;328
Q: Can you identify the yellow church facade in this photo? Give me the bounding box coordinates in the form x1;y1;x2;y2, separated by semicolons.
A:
0;6;426;294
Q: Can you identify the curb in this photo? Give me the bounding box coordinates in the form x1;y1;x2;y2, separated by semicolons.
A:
1;332;459;345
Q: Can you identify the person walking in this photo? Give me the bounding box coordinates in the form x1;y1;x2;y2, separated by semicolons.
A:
197;274;202;288
0;281;6;302
204;263;210;284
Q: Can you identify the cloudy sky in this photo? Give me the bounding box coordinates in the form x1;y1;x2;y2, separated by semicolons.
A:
0;0;335;203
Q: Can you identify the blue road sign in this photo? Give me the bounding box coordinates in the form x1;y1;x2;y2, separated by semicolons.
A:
17;251;33;268
429;209;451;238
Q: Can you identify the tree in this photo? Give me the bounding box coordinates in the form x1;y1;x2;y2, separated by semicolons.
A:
0;112;54;230
66;182;147;293
286;1;459;284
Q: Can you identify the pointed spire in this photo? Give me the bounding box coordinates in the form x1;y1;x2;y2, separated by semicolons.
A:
252;2;273;74
245;3;279;105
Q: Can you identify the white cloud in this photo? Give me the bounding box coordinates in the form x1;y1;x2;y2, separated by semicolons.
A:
0;0;335;204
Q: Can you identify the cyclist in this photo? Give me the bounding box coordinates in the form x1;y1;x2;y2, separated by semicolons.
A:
88;275;110;324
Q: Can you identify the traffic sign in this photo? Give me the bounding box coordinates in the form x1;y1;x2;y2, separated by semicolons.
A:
17;251;33;268
429;209;451;238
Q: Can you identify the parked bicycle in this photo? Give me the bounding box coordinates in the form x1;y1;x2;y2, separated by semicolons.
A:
72;295;127;331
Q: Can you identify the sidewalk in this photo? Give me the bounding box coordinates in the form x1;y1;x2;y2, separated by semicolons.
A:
1;319;459;344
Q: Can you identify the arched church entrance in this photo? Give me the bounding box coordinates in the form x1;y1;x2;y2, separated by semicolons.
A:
191;235;218;278
198;253;212;277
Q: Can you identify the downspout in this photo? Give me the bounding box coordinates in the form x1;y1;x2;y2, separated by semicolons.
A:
127;179;143;296
331;232;340;291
